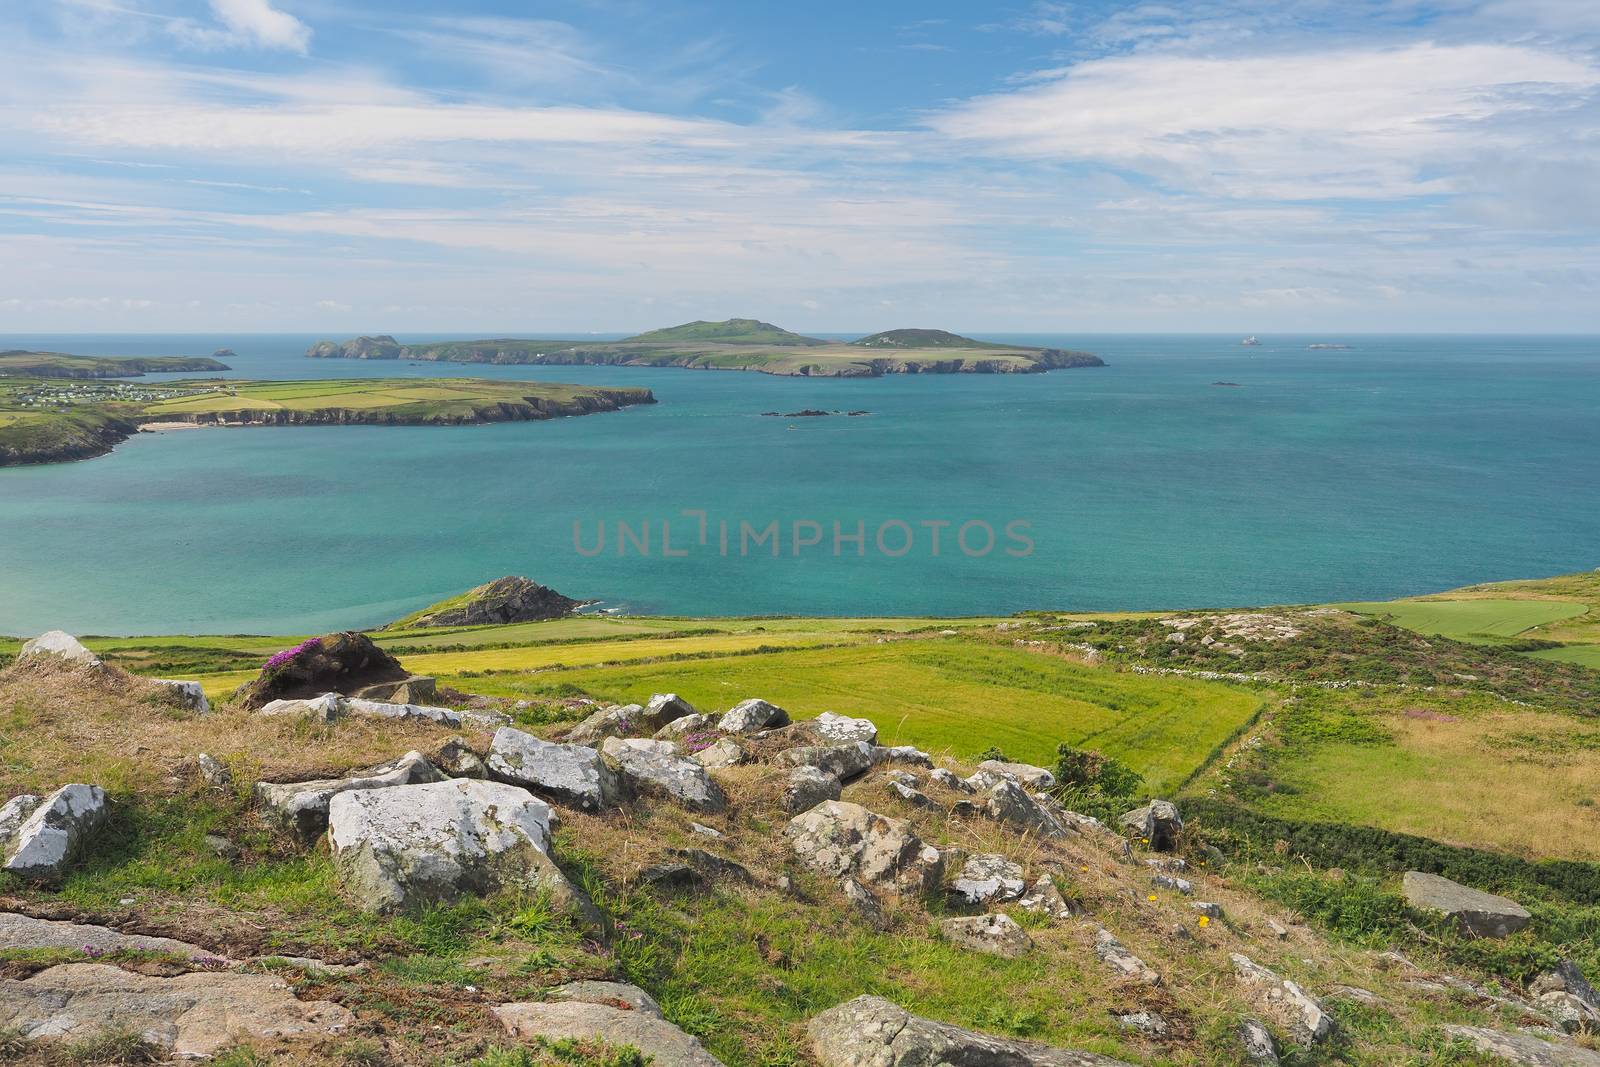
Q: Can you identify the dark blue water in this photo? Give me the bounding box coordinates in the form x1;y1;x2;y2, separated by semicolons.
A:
0;333;1595;634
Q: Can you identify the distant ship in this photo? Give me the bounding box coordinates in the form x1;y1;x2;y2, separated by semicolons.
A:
1240;336;1260;346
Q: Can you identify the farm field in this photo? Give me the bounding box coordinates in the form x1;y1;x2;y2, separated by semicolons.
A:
141;377;646;418
1336;597;1588;642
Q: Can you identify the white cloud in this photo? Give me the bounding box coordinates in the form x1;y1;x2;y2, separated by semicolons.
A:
206;0;310;53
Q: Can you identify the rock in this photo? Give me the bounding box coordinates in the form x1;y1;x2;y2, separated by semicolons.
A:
351;675;438;706
1441;1025;1600;1065
327;778;555;913
785;801;943;896
435;737;487;778
205;833;239;860
655;713;717;740
807;995;1135;1067
976;760;1056;790
887;781;936;808
547;980;663;1018
884;769;919;787
1535;961;1600;1020
0;913;211;957
693;737;746;769
690;822;722;839
1033;792;1104;834
489;727;624;812
565;703;648;745
949;799;981;819
1147;856;1188;872
0;963;352;1057
1018;875;1077;920
1266;917;1289;940
603;738;727;812
343;697;475;727
255;750;443;840
667;847;751;883
1;796;41;846
840;876;888;927
930;768;974;793
196;753;232;787
17;631;101;669
645;693;698;725
237;631;410;711
1230;953;1333;1047
153;679;209;713
1;784;109;880
1116;1011;1167;1036
1238;1017;1280;1064
939;913;1032;957
1152;874;1193;894
494;997;724;1067
871;745;934;768
1092;927;1159;984
1191;901;1224;919
399;576;582;627
721;698;790;734
258;692;346;721
1119;800;1182;850
785;766;842;814
1538;991;1600;1034
985;779;1070;838
1327;986;1383;1005
949;854;1026;906
813;712;879;745
1402;871;1532;938
781;741;874;782
640;862;702;891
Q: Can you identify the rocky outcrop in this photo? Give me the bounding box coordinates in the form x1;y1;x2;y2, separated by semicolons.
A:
0;913;211;958
1402;871;1531;938
1018;875;1077;921
785;801;943;897
1119;800;1183;850
0;963;352;1057
17;631;102;670
975;759;1056;790
949;853;1026;906
488;727;624;811
601;738;727;812
494;984;725;1067
721;698;790;734
784;766;841;814
237;632;409;710
1093;927;1160;984
986;779;1071;838
327;778;557;913
1;784;109;880
807;996;1135;1067
566;702;653;744
1231;953;1334;1048
255;751;444;840
307;335;404;359
938;913;1033;957
392;575;584;628
812;712;878;745
1441;1025;1600;1065
780;741;874;782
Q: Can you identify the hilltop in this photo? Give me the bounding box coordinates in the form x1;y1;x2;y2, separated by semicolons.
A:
0;351;231;379
307;320;1105;378
386;576;586;629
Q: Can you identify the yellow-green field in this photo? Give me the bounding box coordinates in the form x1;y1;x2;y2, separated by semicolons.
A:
142;377;637;417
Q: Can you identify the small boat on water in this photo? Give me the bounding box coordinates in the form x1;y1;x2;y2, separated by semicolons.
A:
1240;335;1261;346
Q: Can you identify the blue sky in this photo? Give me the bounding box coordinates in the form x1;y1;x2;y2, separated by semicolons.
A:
2;0;1598;333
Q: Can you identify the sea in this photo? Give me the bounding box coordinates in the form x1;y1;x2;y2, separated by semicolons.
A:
0;333;1595;635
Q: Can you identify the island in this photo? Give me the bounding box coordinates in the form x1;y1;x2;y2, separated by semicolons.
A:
306;319;1106;378
0;350;232;379
0;376;653;467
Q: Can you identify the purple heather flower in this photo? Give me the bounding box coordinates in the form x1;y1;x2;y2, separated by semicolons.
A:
263;637;322;671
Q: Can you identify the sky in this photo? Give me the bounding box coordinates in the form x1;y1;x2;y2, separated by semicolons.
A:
1;0;1598;334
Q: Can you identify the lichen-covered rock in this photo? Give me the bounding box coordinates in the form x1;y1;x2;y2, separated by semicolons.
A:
494;996;725;1067
781;741;874;782
1;795;41;849
985;779;1070;838
886;780;936;808
720;698;790;734
785;801;943;896
255;750;443;840
1116;1011;1168;1037
1018;875;1077;921
1119;799;1183;850
565;703;648;745
0;963;352;1057
1441;1025;1600;1065
489;727;623;811
1238;1017;1280;1064
153;679;209;713
328;778;555;913
1538;991;1600;1034
17;631;101;670
871;745;934;768
258;692;346;722
1;784;109;880
645;692;697;724
976;759;1056;790
0;914;211;958
1093;927;1159;984
237;631;409;711
1402;871;1531;939
655;712;717;740
547;980;663;1018
949;854;1026;906
938;913;1033;957
1152;873;1193;894
807;995;1136;1067
602;738;727;813
435;737;487;778
812;712;878;745
693;737;746;769
784;766;841;814
196;753;232;787
1231;953;1334;1047
929;768;975;793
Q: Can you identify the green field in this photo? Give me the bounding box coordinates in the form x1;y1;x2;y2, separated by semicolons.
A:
446;638;1267;793
1337;597;1589;642
141;377;651;420
0;350;228;378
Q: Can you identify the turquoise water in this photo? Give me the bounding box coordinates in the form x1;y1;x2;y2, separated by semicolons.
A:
0;333;1596;635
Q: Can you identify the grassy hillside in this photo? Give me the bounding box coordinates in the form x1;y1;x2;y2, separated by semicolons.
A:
852;328;1021;350
0;351;230;378
622;318;826;346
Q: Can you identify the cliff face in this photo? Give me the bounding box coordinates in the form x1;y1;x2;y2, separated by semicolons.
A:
0;411;141;467
389;576;583;629
305;336;404;360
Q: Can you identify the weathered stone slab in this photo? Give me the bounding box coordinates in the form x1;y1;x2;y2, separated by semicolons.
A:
1403;871;1531;938
255;750;443;840
1093;927;1160;984
2;784;109;880
949;854;1026;906
488;727;623;811
17;632;101;669
1231;953;1333;1048
784;766;841;814
781;741;874;782
494;998;725;1067
812;713;878;745
720;698;789;734
938;913;1033;957
785;801;942;895
1441;1025;1600;1065
976;759;1056;790
602;738;727;812
0;914;210;958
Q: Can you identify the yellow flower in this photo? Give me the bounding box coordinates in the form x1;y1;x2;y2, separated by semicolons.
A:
1147;894;1158;902
1080;866;1089;872
1198;916;1211;927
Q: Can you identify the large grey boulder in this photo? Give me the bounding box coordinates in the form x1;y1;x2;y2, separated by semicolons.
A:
1441;1025;1600;1065
693;737;746;769
1238;1018;1280;1065
327;778;555;913
488;727;623;811
785;801;943;896
565;703;648;745
344;696;504;729
0;914;211;958
1402;871;1531;938
655;713;718;740
1119;800;1183;850
0;963;352;1058
1231;953;1334;1048
645;693;697;725
602;738;727;813
494;994;724;1067
807;995;1136;1067
258;693;346;722
938;913;1033;958
1;784;109;880
1092;927;1159;984
949;853;1026;906
1017;875;1077;921
985;779;1070;839
720;698;790;734
153;680;209;713
812;712;878;745
255;750;443;840
784;766;841;814
781;741;874;782
17;631;101;670
976;760;1056;790
547;980;663;1018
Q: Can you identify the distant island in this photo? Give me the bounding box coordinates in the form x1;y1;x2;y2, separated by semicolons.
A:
0;351;232;379
1307;344;1351;350
760;409;870;417
306;319;1106;378
0;376;652;468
